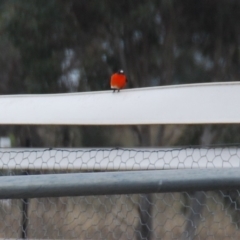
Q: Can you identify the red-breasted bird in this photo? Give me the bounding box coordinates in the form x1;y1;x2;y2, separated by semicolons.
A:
110;69;128;92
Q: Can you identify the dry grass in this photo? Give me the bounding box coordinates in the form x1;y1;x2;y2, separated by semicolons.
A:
0;192;239;239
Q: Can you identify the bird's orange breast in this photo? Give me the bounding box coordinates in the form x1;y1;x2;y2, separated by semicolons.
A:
110;73;127;89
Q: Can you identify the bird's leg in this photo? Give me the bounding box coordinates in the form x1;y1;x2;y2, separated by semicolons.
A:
113;89;115;93
118;89;120;92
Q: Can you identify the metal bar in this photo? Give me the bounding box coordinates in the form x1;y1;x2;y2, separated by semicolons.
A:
0;168;240;199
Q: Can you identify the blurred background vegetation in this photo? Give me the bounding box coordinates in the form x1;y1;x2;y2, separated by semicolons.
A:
0;0;240;148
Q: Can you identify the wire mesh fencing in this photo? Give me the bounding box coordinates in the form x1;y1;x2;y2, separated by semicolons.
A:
0;147;240;239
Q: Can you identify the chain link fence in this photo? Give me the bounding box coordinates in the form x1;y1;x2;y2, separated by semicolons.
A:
0;147;240;239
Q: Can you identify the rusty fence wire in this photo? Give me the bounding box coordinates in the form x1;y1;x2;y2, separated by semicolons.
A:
0;147;240;239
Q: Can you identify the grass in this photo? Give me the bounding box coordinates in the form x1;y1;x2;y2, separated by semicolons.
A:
0;192;239;239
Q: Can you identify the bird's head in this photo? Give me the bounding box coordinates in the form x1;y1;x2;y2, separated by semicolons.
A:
117;69;124;74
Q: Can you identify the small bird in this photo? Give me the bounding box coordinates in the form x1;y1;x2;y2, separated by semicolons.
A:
110;69;128;92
